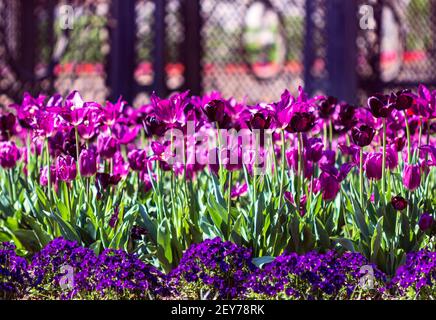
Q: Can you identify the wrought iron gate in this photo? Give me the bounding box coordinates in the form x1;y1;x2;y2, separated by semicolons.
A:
0;0;435;107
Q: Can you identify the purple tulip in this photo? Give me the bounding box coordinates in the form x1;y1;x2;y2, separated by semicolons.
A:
102;98;125;126
56;155;77;182
79;148;97;177
393;89;414;111
391;195;408;211
318;162;355;201
418;213;434;231
286;112;316;133
112;123;140;145
305;137;324;162
128;149;148;171
202;99;225;123
0;141;21;168
97;134;118;159
364;152;383;180
317;96;338;119
40;165;56;186
334;103;357;132
0;113;16;136
247;112;271;130
402;164;421;191
392;136;406;152
152;91;188;126
231;182;248;199
351;125;375;147
367;94;393;118
96;172;121;191
62;91;88;126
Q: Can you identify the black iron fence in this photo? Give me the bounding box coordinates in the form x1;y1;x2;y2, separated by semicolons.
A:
0;0;435;106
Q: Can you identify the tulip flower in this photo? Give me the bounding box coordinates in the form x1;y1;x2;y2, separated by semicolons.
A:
351;125;375;147
319;162;355;201
367;94;393;118
79;148;97;177
56;155;77;182
391;195;408;211
0;141;21;169
151;91;188;126
402;164;421;191
364;152;383;180
317;96;338;119
97;134;118;159
418;212;434;232
202;99;225;124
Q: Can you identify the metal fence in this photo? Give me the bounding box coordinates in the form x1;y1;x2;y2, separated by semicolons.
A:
0;0;435;107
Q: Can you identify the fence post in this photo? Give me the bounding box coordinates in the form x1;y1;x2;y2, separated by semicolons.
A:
326;0;358;104
107;0;136;103
19;0;36;84
181;0;202;95
152;0;167;97
303;0;317;96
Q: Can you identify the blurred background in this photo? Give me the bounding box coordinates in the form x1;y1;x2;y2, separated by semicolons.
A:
0;0;435;107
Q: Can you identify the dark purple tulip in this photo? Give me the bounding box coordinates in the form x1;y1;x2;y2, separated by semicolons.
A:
305;137;323;162
364;152;383;180
318;96;338;119
56;155;77;182
335;103;357;132
286;112;315;133
143;115;166;137
394;90;414;111
96;172;122;191
131;225;148;240
0;141;21;168
418;213;434;231
0;113;16;133
97;134;118;159
202;99;225;123
402;164;421;191
391;195;408;211
351;125;375;147
392;136;406;152
247;112;271;130
79;148;97;177
367;94;392;118
128;149;148;171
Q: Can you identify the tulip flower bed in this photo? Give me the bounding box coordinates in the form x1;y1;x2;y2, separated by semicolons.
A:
0;85;434;300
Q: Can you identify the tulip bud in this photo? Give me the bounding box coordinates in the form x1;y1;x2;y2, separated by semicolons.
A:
391;195;408;211
418;213;434;231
